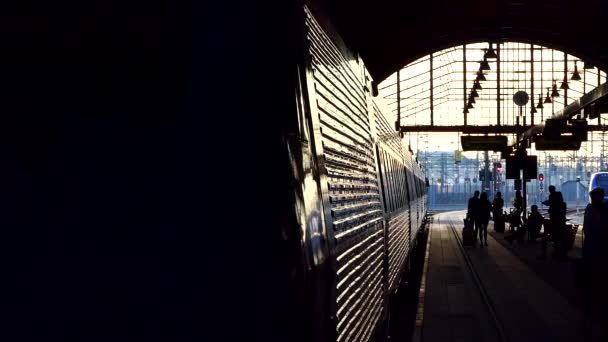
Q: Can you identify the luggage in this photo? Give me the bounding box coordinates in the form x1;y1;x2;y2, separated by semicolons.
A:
493;211;505;232
494;219;505;233
462;218;476;246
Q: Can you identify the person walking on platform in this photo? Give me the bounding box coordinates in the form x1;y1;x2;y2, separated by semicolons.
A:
467;191;481;242
578;186;608;339
492;192;505;232
478;192;492;246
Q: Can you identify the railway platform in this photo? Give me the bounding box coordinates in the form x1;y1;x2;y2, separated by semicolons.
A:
416;211;585;342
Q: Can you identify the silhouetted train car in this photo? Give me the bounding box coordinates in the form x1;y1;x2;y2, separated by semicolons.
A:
280;5;428;341
589;172;608;202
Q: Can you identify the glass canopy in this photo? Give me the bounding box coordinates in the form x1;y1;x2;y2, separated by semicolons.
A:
378;42;608;184
379;42;607;128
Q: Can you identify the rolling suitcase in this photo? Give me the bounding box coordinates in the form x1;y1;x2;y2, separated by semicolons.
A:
462;218;476;247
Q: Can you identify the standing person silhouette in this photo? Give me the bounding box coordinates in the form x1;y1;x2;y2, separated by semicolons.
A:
512;190;523;232
539;187;567;260
478;192;492;246
492;192;505;232
467;191;481;243
579;186;608;339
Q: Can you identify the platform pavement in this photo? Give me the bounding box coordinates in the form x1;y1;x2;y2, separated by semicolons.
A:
420;211;584;342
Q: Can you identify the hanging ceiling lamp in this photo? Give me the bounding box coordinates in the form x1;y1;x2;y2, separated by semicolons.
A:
551;81;560;97
484;45;498;59
531;103;537;114
544;88;552;103
480;58;491;71
469;95;476;104
471;89;479;98
467;101;474;109
560;75;569;90
571;61;582;81
473;81;482;90
476;71;486;82
536;94;544;109
463;107;469;114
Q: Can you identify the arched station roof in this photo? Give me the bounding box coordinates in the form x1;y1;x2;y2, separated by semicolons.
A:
321;0;608;83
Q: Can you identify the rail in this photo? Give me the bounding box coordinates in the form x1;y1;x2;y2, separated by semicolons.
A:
448;218;509;342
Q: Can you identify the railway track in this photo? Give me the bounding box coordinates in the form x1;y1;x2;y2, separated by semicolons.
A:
446;217;509;342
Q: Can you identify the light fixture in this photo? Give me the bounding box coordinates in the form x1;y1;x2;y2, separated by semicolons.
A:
536;94;544;109
469;96;476;104
471;89;479;97
551;81;560;97
571;61;582;81
467;101;474;109
544;88;552;104
463;107;469;114
473;81;482;90
531;104;537;114
560;76;569;90
476;71;486;82
484;44;498;59
480;58;491;71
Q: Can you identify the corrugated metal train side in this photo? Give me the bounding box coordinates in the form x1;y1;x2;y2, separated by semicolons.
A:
285;5;429;342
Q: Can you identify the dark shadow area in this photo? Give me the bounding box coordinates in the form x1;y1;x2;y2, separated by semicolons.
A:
374;224;429;342
488;225;582;309
3;1;257;340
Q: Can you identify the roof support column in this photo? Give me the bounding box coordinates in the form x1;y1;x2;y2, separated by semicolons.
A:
396;70;400;131
430;52;434;126
463;45;467;126
497;43;501;126
530;44;534;126
564;52;568;108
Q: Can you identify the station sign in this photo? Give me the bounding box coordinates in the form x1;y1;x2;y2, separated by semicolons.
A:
534;135;581;150
455;150;462;164
505;155;537;180
461;135;508;151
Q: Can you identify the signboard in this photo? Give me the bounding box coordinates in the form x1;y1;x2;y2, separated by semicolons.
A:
455;150;462;164
461;135;508;151
505;155;537;179
523;156;538;180
534;135;582;150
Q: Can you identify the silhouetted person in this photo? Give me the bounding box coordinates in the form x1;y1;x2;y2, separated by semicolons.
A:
492;192;505;232
467;190;481;241
542;185;559;217
506;198;539;245
510;190;523;232
525;205;544;241
580;186;608;339
478;192;491;246
583;187;608;259
539;190;567;260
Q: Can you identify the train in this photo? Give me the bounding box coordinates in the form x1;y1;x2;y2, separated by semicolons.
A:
274;5;429;342
588;172;608;202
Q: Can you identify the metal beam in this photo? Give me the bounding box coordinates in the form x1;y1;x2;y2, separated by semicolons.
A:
511;82;608;147
398;124;608;134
